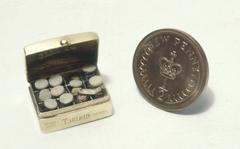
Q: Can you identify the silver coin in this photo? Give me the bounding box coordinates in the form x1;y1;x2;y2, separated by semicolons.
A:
82;65;97;73
49;74;63;86
89;75;103;87
35;79;48;89
44;99;58;109
69;80;82;88
59;93;73;105
71;76;80;80
79;87;102;95
50;85;65;97
39;89;51;101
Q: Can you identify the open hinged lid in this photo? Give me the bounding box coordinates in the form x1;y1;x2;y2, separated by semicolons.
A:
25;32;98;82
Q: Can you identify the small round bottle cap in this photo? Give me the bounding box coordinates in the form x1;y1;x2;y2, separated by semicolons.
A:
39;89;51;101
44;99;58;109
71;88;81;96
50;85;65;97
82;65;96;73
89;75;103;87
69;80;82;88
49;75;63;86
35;79;48;89
59;93;73;104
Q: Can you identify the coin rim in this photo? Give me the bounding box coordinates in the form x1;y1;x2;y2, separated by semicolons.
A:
133;28;209;112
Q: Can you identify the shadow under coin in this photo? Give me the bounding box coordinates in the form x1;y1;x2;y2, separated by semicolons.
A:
177;86;215;115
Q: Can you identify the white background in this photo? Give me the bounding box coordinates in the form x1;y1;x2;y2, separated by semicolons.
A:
0;0;240;149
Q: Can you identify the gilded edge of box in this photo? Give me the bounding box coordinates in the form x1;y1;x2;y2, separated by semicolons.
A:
39;100;113;133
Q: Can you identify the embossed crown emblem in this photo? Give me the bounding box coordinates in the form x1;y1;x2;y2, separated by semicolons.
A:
159;50;183;80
